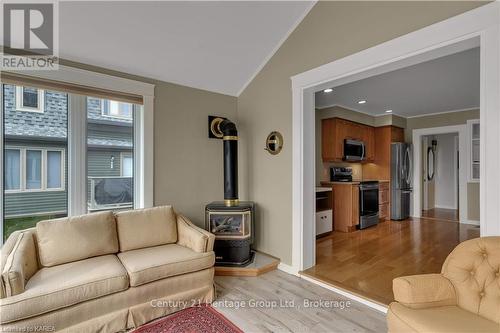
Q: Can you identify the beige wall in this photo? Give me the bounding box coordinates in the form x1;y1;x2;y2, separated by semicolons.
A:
405;109;479;142
468;183;480;221
238;1;485;265
60;59;238;227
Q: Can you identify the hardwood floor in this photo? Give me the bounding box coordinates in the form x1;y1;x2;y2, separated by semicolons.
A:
421;208;459;222
302;218;480;305
215;270;387;332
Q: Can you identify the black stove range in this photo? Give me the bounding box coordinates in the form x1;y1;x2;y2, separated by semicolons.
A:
330;167;353;182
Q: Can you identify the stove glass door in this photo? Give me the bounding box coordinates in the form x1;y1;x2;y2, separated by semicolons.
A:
360;188;379;216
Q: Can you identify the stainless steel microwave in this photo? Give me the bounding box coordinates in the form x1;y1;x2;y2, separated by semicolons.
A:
343;139;365;161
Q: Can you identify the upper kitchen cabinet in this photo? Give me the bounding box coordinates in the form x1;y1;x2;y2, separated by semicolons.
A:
391;126;405;143
321;117;375;162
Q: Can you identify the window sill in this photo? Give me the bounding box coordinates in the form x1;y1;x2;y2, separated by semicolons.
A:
15;108;44;113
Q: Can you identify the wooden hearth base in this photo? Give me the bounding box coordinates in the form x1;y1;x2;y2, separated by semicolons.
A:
214;251;280;277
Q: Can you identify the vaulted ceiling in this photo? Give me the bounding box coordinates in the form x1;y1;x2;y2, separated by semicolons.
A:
59;1;314;96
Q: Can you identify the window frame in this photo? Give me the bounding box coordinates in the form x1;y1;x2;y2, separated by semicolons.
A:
1;65;154;245
15;86;45;113
467;119;480;183
101;99;133;120
4;146;66;194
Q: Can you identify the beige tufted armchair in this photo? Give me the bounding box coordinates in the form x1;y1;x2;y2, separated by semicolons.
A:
387;237;500;333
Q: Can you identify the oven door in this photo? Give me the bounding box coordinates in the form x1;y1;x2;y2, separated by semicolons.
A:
344;139;365;161
359;186;379;216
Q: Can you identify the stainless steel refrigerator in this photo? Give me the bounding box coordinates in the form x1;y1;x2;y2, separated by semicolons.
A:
391;143;413;220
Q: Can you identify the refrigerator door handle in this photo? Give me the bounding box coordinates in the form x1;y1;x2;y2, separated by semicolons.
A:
405;147;411;185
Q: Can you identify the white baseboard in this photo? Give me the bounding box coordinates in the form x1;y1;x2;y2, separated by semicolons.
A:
299;274;388;313
277;263;299;276
461;219;480;226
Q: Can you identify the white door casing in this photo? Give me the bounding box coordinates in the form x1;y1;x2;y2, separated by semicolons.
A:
291;3;500;273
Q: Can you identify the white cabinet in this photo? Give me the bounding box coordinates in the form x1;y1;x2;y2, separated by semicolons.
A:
467;119;480;182
315;210;332;235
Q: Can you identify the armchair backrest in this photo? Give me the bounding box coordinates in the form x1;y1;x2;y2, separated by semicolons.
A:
441;236;500;324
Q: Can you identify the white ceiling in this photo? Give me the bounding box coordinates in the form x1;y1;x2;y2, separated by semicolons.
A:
59;1;314;96
315;47;480;117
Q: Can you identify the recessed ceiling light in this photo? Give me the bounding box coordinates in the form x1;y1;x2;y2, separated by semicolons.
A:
323;88;333;93
358;100;367;104
385;110;393;113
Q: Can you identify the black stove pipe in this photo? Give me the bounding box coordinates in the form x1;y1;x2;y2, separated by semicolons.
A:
220;119;238;206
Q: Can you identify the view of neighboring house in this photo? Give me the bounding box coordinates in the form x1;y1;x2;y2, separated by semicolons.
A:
3;84;134;239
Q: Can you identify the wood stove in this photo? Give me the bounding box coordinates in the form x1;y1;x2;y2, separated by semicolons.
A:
205;118;254;266
205;201;254;266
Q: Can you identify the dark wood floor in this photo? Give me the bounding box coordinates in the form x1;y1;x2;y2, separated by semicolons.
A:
421;208;459;222
302;218;480;305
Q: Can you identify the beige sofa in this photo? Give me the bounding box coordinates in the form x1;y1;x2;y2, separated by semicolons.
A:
0;206;216;332
387;236;500;333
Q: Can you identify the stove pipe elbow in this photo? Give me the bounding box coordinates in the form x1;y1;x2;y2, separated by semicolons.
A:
220;119;238;206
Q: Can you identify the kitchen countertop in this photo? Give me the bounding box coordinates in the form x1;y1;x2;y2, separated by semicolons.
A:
320;179;389;186
316;187;333;192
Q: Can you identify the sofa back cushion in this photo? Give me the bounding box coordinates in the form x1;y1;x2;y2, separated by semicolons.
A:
36;211;119;267
442;236;500;324
115;206;177;252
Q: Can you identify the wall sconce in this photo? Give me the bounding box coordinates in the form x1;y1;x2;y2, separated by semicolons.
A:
110;156;115;169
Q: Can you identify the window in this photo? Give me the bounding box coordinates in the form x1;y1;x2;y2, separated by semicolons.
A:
4;147;65;192
5;149;21;190
88;97;135;212
47;151;63;188
467;119;480;182
121;153;133;177
102;100;133;119
26;150;42;189
15;86;44;112
2;71;151;242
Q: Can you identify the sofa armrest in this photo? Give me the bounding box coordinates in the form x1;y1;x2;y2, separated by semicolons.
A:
393;274;456;309
1;231;39;297
176;214;215;253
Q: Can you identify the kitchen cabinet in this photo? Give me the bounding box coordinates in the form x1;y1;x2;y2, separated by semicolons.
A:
378;182;390;221
320;182;359;232
316;187;333;237
391;126;405;143
321;117;375;162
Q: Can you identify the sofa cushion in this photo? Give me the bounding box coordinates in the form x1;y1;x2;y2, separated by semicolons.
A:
388;302;500;333
0;255;129;324
117;244;214;287
2;230;39;297
115;206;177;251
36;211;118;267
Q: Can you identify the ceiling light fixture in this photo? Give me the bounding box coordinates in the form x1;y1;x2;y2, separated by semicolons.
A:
385;110;393;113
358;100;367;104
323;88;333;93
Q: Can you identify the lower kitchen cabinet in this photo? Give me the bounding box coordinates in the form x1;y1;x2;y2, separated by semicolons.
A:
379;181;390;221
331;183;359;232
315;210;333;235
